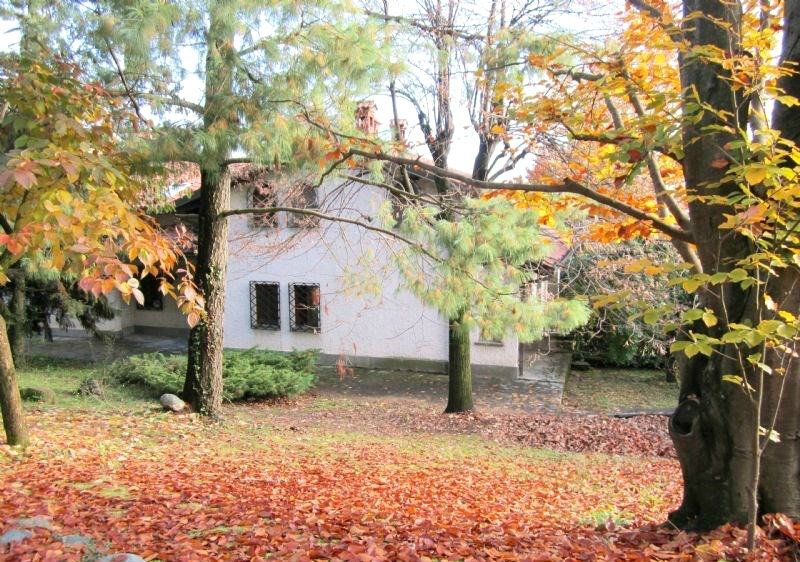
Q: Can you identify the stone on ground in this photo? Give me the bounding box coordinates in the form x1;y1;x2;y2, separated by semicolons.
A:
13;516;53;529
77;378;104;396
59;533;95;546
160;393;185;412
97;554;146;562
0;528;33;545
19;387;56;404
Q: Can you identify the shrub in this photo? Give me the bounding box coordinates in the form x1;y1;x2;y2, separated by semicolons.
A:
559;240;691;371
109;348;317;401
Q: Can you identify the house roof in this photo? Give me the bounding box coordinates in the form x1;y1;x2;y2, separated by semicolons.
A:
160;161;570;267
164;161;267;198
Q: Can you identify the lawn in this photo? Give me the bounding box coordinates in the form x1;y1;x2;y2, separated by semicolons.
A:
16;356;153;411
562;368;678;414
2;359;795;560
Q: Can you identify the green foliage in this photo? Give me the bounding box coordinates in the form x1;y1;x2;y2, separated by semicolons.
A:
385;197;590;340
110;349;317;401
560;241;691;369
21;0;390;171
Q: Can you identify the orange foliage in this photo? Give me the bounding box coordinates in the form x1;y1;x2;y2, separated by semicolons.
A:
491;2;694;244
1;409;797;560
0;59;204;325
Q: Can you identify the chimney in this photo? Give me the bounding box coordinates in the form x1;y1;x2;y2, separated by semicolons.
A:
390;119;407;142
355;101;379;135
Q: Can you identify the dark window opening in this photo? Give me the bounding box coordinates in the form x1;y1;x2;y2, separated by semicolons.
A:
136;275;163;311
287;182;320;228
289;283;321;332
250;184;277;228
250;282;280;330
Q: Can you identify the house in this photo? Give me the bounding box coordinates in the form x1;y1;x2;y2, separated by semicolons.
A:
98;105;566;378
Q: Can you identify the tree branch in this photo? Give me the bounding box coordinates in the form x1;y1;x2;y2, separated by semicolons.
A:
347;148;694;243
363;9;484;41
0;213;12;235
626;0;683;43
218;205;441;262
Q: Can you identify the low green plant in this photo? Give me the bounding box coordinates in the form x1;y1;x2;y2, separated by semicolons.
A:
109;349;317;401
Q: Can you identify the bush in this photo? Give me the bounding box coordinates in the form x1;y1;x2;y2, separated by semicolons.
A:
559;240;691;370
110;348;317;401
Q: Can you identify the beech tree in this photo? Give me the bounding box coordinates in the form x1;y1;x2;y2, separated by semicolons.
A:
340;0;800;536
5;1;388;417
0;57;203;446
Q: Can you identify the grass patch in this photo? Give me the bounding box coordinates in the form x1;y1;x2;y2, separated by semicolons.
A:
17;356;152;411
562;368;677;413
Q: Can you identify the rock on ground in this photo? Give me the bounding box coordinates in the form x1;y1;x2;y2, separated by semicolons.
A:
0;528;33;545
160;393;186;412
19;387;56;404
58;533;95;546
77;378;104;396
97;554;146;562
13;516;53;530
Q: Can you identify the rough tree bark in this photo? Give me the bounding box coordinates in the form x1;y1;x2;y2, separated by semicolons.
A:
668;0;800;530
182;1;234;417
183;167;230;418
8;269;26;367
0;315;29;447
445;310;473;412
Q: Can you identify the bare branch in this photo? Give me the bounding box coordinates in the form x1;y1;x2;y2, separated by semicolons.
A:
218;205;441;262
347;148;694;243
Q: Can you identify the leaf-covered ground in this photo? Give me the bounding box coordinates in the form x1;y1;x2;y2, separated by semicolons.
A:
2;403;799;561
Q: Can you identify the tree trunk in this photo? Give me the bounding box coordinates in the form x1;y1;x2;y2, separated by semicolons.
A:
669;270;800;529
669;0;800;530
0;315;29;447
183;1;234;418
445;310;473;413
8;269;27;367
183;167;230;418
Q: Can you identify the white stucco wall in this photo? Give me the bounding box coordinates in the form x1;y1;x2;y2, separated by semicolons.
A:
223;177;520;370
95;291;134;335
132;298;189;330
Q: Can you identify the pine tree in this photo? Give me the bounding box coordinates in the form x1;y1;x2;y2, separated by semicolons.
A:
387;197;590;412
8;1;388;417
372;0;568;411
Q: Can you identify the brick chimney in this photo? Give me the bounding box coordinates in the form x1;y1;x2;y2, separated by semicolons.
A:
355;101;379;135
390;119;407;141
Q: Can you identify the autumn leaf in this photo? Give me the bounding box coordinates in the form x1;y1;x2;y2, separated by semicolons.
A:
743;165;768;185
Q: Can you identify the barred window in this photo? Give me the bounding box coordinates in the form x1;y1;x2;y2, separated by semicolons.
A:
521;279;551;302
136;275;163;311
287;182;320;228
250;282;280;330
250;184;277;228
289;283;321;332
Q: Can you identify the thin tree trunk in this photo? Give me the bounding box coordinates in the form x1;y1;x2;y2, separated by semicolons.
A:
445;310;473;413
0;315;29;447
8;269;26;367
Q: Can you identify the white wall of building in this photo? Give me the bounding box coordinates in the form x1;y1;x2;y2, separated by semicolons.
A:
223;177;520;372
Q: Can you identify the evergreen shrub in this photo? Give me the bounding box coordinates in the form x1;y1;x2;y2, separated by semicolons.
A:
110;348;316;401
